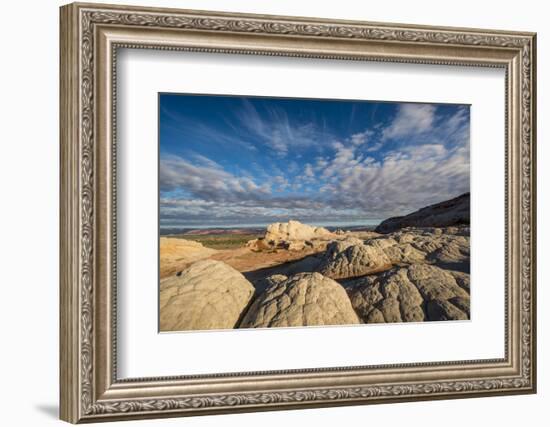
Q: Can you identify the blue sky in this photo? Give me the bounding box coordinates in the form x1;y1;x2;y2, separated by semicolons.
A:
159;93;470;228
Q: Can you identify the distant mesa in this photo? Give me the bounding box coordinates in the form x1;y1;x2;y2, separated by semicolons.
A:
375;192;470;233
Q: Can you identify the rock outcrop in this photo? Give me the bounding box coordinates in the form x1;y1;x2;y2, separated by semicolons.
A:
240;272;360;328
159;196;472;331
375;193;470;233
245;238;272;252
316;237;392;279
160;260;255;331
366;227;470;272
347;263;470;323
253;274;289;294
159;237;217;279
246;220;335;252
265;220;333;242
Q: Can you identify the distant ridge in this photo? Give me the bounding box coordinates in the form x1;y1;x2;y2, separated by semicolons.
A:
375;193;470;233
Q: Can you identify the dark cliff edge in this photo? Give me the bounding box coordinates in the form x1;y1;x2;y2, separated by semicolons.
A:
375;193;470;233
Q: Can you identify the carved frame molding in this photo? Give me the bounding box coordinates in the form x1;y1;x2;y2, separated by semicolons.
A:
60;2;536;423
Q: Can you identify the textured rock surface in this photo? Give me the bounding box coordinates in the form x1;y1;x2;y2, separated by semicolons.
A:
265;220;333;242
347;263;469;324
316;237;392;279
375;193;470;233
159;203;471;330
368;227;470;272
246;221;379;253
246;220;336;252
426;299;469;321
159;237;217;279
245;238;272;252
449;270;470;292
240;272;360;328
253;274;288;294
160;260;255;331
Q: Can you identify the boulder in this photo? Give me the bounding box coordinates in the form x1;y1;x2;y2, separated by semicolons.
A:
264;220;333;243
240;272;360;328
248;220;336;252
253;274;288;294
159;260;255;331
347;267;425;323
367;227;470;272
375;193;470;233
426;234;470;272
381;242;427;264
159;237;217;279
316;237;392;279
406;263;469;301
347;263;470;324
426;299;469;321
448;296;471;317
245;237;272;252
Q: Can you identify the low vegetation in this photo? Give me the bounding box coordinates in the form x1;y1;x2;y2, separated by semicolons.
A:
171;233;261;250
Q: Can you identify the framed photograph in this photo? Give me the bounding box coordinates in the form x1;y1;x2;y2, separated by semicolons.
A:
60;2;537;423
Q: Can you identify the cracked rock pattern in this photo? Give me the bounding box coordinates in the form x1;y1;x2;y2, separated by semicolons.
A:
347;263;470;323
160;260;255;331
369;227;470;272
316;237;392;279
240;272;360;328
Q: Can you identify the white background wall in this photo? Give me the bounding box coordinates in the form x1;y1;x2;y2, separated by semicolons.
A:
0;0;546;425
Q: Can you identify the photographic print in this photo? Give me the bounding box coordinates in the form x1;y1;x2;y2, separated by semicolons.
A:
60;6;536;420
159;94;470;332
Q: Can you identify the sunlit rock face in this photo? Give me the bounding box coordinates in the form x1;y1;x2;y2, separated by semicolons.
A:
160;260;255;331
240;272;360;328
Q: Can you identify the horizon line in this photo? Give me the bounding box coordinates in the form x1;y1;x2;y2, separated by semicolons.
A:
159;219;384;230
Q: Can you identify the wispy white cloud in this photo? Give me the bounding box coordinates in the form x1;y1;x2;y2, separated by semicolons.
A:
160;103;470;226
160;154;271;203
350;130;374;146
319;107;470;217
382;104;436;140
233;99;331;157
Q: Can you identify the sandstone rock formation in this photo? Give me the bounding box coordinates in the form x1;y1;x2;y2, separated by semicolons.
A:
368;227;470;272
375;193;470;233
245;238;272;252
159;196;472;330
347;263;470;323
160;260;255;331
253;274;289;294
246;220;335;252
240;272;360;328
159;237;217;279
316;237;392;279
265;220;333;242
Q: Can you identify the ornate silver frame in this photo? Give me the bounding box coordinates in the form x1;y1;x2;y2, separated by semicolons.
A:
60;2;537;423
